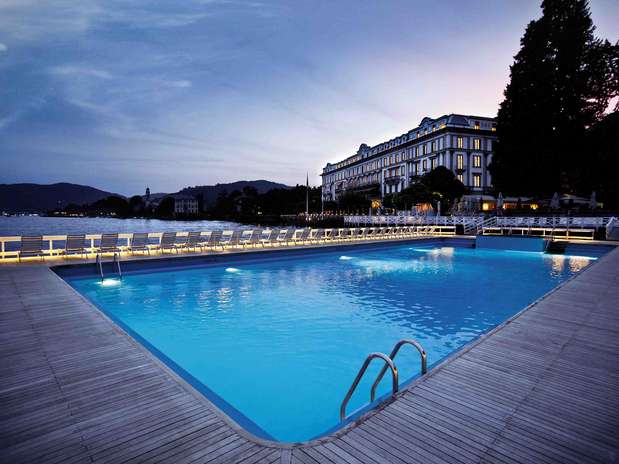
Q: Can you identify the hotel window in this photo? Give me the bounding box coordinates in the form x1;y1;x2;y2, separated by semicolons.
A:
473;138;481;150
457;154;464;169
422;145;427;155
431;158;437;169
473;155;481;168
457;137;463;149
491;123;497;132
431;141;436;152
414;146;419;157
422;160;427;171
457;174;464;183
473;174;481;188
474;121;480;130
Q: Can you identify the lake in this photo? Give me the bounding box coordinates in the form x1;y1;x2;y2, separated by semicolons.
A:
0;216;245;237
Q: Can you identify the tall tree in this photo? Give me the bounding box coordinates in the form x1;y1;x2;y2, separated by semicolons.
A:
490;0;618;197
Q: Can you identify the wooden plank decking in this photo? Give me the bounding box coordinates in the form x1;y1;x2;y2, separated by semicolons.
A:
1;246;618;463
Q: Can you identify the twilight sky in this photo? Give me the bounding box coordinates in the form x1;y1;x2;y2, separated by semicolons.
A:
1;1;618;195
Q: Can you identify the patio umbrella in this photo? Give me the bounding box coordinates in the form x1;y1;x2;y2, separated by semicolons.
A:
589;191;597;210
550;192;560;210
497;192;504;209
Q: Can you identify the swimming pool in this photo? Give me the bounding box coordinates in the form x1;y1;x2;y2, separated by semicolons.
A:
63;239;606;442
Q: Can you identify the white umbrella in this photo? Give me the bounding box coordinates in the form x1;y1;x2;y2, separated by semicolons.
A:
589;191;597;210
497;192;504;209
550;192;560;209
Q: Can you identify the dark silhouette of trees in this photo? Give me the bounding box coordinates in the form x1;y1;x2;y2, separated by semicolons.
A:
337;192;370;213
580;112;619;208
392;167;465;211
490;0;618;198
155;196;175;217
128;195;145;214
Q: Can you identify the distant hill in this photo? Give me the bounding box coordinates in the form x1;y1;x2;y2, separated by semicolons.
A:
0;183;122;213
178;180;291;208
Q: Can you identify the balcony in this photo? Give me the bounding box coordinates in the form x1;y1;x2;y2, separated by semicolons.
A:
384;173;403;185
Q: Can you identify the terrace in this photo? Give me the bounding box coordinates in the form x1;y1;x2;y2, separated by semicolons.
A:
0;230;618;463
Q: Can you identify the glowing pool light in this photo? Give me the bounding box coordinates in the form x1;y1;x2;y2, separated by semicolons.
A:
225;267;241;273
100;278;121;287
339;256;354;260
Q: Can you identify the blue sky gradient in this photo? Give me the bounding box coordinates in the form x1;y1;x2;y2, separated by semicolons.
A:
1;0;617;195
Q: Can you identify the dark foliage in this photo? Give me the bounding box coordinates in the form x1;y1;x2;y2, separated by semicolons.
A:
490;0;619;198
155;196;175;218
392;167;465;211
208;185;322;219
337;192;371;213
579;112;619;208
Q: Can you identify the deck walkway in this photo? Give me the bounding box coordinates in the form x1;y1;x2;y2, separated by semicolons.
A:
1;247;618;463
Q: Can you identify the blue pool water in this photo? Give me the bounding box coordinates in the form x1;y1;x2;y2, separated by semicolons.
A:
66;242;603;442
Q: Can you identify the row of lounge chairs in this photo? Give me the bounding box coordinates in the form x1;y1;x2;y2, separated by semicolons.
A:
16;225;456;261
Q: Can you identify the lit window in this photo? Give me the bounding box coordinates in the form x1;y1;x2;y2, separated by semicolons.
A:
473;174;481;187
473;138;481;150
457;154;463;169
457;174;464;183
473;155;481;168
423;160;427;171
431;158;436;169
457;137;463;149
474;121;480;130
431;141;436;152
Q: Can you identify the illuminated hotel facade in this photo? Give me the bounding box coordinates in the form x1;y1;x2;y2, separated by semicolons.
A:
321;114;497;203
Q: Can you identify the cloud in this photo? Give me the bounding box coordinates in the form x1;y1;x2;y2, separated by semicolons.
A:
0;43;7;52
49;65;113;79
163;80;192;88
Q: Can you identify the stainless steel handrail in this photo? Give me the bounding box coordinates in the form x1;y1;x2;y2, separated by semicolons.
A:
340;352;398;421
114;253;122;279
370;339;427;402
96;254;104;281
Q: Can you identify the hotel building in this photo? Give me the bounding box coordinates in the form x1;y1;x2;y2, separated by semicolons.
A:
321;114;497;203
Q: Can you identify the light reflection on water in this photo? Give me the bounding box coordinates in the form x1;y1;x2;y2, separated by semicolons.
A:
69;244;602;442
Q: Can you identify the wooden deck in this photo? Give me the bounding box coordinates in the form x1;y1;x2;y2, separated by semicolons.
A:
1;246;618;463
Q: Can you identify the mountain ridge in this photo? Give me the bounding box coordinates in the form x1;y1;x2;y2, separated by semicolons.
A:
0;182;122;213
0;180;293;213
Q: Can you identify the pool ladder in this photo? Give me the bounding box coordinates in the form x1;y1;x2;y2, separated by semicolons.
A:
340;339;427;421
96;253;122;281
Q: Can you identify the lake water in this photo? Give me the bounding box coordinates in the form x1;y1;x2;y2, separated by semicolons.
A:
0;216;244;237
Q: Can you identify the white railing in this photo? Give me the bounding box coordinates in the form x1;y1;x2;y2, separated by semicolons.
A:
345;215;612;229
345;215;483;227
